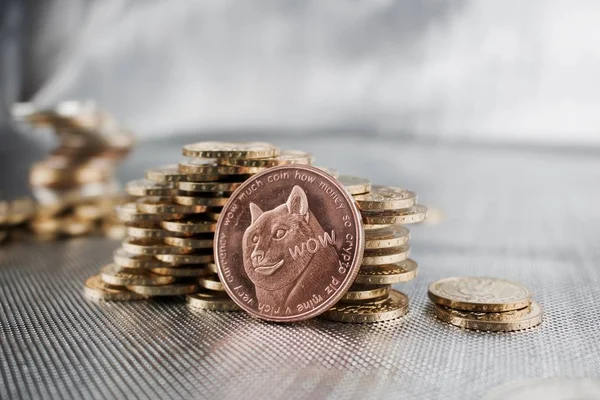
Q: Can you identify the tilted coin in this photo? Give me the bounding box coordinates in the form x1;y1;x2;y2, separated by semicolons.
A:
187;290;240;311
113;248;169;269
198;274;225;291
428;276;532;312
355;259;418;285
126;224;175;239
100;263;175;286
127;282;198;296
177;181;243;193
365;225;410;249
172;195;229;207
339;175;371;195
156;252;214;265
354;185;417;211
361;245;410;266
121;237;191;256
322;290;409;323
145;164;219;183
215;165;364;322
433;301;542;332
361;204;428;225
182;141;279;159
341;284;391;303
136;197;208;214
164;235;214;249
116;203;184;223
160;218;217;234
126;179;178;197
83;275;146;301
151;266;210;277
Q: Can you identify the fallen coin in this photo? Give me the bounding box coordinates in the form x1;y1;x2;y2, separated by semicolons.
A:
83;275;146;301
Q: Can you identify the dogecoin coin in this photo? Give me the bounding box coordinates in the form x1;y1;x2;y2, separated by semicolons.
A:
355;259;418;285
339;175;371;195
100;263;175;286
364;226;410;249
361;204;428;225
341;284;391;303
83;275;146;301
322;290;409;323
182;141;279;159
187;290;240;311
361;245;410;266
354;186;417;211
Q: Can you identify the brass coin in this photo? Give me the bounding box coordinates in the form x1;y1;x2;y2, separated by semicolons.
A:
428;276;532;312
121;237;191;256
145;164;220;183
362;245;410;266
355;259;418;285
116;203;184;223
83;275;146;301
160;218;217;234
433;301;542;332
164;235;214;249
363;223;393;230
126;179;178;197
219;150;314;167
316;167;339;178
361;204;428;225
198;274;225;291
156;252;214;265
274;150;314;166
182;141;279;159
365;226;410;249
73;204;106;220
177;181;243;193
206;263;218;274
136;197;208;214
339;175;371;195
61;217;96;236
178;159;251;175
126;225;174;239
113;248;171;269
151;266;210;277
187;290;240;311
322;290;409;323
0;197;36;226
127;282;198;296
100;263;175;286
354;185;417;211
172;195;229;207
341;284;391;303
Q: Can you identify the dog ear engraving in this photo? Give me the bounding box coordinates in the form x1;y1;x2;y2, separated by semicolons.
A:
286;185;309;222
249;203;263;225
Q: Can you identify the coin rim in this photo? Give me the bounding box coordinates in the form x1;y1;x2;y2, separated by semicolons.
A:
433;301;542;331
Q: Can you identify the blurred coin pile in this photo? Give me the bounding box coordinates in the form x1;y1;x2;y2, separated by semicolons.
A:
428;276;542;331
85;141;317;311
12;101;134;240
0;198;37;244
322;181;428;323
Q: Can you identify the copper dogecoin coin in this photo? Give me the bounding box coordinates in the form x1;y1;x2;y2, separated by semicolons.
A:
342;284;391;303
182;141;279;159
365;225;410;249
100;264;175;286
198;274;225;291
433;301;542;332
126;179;178;197
354;185;417;211
361;245;410;266
83;275;146;301
338;175;371;195
428;277;532;312
355;259;419;285
322;290;409;323
215;165;364;322
187;290;240;311
127;282;198;296
361;204;428;225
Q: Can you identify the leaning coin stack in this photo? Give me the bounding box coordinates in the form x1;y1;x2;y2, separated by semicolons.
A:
322;180;427;323
13;101;134;240
428;277;542;332
0;198;37;245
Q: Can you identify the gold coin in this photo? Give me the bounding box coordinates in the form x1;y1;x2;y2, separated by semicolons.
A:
316;167;339;178
177;181;243;193
172;195;229;207
126;225;175;239
151;266;210;277
160;218;217;234
362;245;410;266
178;159;251;175
354;185;417;211
127;282;198;296
341;284;391;303
355;259;418;285
136;197;208;214
363;223;392;230
339;175;371;195
433;301;542;332
198;274;225;291
121;237;191;256
145;164;219;183
61;217;96;236
116;203;184;223
100;263;175;286
365;226;410;249
206;263;218;274
361;204;428;225
155;252;214;265
0;197;36;226
322;290;409;323
29;217;61;236
102;220;127;240
113;248;169;269
182;141;279;159
126;179;178;197
428;277;532;312
83;275;146;301
73;204;105;220
187;290;240;311
219;150;314;167
164;235;214;249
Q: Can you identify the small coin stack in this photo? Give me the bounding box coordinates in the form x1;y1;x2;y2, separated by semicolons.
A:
0;198;37;245
13;101;134;240
428;277;542;332
85;141;316;311
322;179;428;323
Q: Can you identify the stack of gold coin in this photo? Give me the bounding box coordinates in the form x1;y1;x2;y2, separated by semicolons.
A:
0;197;37;245
13;101;135;240
428;276;542;332
321;178;427;323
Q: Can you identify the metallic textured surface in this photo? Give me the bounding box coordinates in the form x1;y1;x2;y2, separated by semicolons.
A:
1;134;600;399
